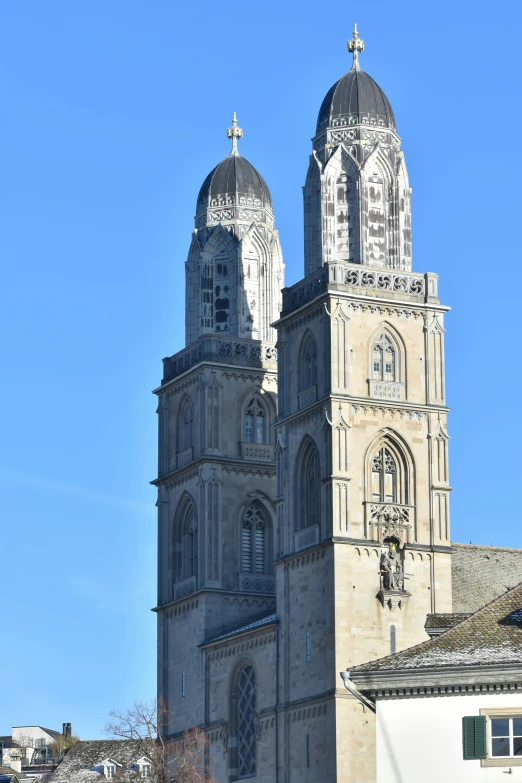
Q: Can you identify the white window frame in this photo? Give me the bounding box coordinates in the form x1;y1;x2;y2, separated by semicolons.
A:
480;708;522;768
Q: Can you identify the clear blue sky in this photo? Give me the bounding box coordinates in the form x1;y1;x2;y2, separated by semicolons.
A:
1;0;521;740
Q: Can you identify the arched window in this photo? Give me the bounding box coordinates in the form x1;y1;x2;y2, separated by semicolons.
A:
241;502;270;574
300;334;318;390
296;439;320;531
180;502;197;581
371;446;397;503
177;397;194;452
231;664;257;778
244;397;266;444
372;333;396;382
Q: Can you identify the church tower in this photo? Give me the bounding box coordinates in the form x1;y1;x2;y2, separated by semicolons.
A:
274;26;452;781
154;116;283;739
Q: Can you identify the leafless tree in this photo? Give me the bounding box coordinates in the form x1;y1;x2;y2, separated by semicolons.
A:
104;699;215;783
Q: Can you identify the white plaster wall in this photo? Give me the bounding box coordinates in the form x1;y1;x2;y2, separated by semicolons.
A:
377;692;522;782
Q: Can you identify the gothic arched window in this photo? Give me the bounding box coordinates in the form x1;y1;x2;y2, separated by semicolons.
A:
177;397;194;453
241;502;270;574
181;502;197;581
296;439;320;531
231;664;257;778
244;397;266;444
299;334;318;391
371;447;397;503
372;333;397;382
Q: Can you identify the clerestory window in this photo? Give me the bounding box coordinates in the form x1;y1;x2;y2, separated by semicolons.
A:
234;665;257;778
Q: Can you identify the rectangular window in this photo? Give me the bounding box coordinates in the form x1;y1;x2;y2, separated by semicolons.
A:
390;624;396;654
256;416;264;444
182;670;186;698
106;766;116;779
141;765;151;777
245;414;253;443
491;717;522;757
306;630;311;662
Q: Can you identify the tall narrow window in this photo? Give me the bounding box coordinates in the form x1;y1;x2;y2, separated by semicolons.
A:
372;333;397;382
234;665;256;777
371;447;396;503
390;625;396;654
300;334;318;390
182;670;186;698
241;502;269;574
306;630;311;662
177;397;194;452
306;735;311;768
297;439;320;531
245;397;266;444
180;501;198;581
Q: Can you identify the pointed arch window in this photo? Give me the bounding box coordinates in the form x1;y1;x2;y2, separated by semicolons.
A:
300;334;318;390
181;503;198;581
241;502;269;574
177;397;194;453
231;665;257;778
297;439;320;531
245;397;266;444
372;333;396;382
371;447;397;503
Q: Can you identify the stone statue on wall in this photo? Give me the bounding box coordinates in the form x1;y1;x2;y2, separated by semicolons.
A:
380;543;405;592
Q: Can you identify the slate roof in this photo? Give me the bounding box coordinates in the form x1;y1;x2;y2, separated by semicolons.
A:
47;740;147;783
200;613;277;647
452;542;522;613
196;153;272;214
0;766;20;783
351;581;522;673
316;66;396;133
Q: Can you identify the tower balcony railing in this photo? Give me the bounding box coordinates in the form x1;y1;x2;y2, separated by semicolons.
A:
294;524;320;553
281;262;439;316
240;442;274;462
162;336;277;384
364;502;414;544
368;379;405;401
177;447;193;469
298;384;317;410
238;573;276;593
173;575;197;601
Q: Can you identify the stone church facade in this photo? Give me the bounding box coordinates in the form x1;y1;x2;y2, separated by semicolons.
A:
153;28;478;783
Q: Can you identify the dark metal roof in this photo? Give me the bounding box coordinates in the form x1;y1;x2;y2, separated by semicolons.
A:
196;154;272;214
316;67;395;133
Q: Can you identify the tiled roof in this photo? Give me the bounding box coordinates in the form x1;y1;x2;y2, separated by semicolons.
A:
47;740;146;783
351;581;522;673
424;613;470;629
452;542;522;613
200;613;277;646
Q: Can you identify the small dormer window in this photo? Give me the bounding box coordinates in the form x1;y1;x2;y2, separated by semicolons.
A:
106;766;116;779
141;764;151;777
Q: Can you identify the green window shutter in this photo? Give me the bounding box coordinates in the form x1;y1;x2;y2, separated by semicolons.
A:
463;716;487;760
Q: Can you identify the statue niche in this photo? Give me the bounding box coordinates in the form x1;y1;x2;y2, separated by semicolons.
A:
378;538;410;610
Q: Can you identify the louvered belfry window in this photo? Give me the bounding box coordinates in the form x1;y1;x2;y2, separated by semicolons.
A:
241;503;266;574
236;665;256;777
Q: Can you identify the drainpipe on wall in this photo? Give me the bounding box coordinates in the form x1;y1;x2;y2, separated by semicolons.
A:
339;671;376;713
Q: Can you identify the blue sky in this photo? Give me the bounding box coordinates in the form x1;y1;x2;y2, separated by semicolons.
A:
1;0;521;740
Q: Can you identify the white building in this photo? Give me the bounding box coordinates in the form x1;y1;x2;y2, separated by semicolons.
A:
347;582;522;781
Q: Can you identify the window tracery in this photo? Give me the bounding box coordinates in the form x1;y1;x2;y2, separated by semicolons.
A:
177;397;194;453
300;334;318;390
371;447;397;503
179;500;197;582
296;439;320;531
372;332;396;382
233;665;257;778
245;397;266;444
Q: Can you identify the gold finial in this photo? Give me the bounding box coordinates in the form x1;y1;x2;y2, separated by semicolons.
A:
347;23;364;69
226;112;243;155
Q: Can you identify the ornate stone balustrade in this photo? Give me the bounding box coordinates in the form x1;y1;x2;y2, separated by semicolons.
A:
365;502;414;544
281;262;439;316
238;573;276;593
162;336;277;384
177;447;193;469
241;443;274;463
298;385;317;410
294;525;320;553
368;380;405;401
174;575;197;601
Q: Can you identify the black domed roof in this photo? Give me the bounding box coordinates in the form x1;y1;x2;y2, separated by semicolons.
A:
196;154;272;214
316;67;395;134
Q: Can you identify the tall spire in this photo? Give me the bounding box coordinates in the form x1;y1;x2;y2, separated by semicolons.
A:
226;112;243;156
347;23;364;70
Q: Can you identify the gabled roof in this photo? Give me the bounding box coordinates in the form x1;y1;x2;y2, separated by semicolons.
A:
47;740;146;783
350;581;522;673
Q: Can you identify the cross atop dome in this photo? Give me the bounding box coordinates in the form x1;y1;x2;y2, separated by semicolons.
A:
347;23;364;70
226;112;243;156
